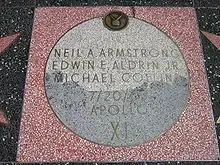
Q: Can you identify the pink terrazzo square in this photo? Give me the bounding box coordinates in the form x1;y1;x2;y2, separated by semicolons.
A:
16;7;219;162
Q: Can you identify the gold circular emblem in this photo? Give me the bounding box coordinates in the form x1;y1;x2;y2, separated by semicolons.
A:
103;11;129;31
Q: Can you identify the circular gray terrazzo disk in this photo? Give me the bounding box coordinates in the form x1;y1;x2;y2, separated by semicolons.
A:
44;17;189;146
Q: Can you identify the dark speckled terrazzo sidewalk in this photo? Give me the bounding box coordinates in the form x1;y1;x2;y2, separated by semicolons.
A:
0;0;219;164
